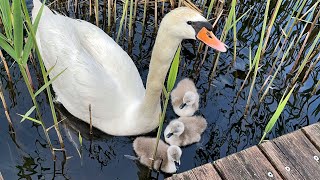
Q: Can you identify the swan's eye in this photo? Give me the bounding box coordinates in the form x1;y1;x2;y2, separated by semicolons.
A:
187;21;192;25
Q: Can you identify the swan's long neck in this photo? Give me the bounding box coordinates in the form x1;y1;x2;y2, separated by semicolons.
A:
140;25;181;117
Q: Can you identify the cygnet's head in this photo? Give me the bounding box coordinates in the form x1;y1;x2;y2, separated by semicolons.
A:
180;91;198;109
159;7;227;52
167;145;182;169
165;121;185;138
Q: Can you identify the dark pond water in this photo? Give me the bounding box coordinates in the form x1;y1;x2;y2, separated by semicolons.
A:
0;0;319;179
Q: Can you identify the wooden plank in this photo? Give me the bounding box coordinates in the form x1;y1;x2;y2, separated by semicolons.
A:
302;122;320;150
260;139;304;179
213;146;283;180
190;163;222;180
166;163;222;180
261;130;320;179
167;169;198;180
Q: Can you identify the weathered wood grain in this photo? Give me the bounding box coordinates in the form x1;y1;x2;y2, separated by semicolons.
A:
213;146;282;180
166;163;221;180
302;123;320;150
261;130;320;179
260;139;304;179
166;122;320;180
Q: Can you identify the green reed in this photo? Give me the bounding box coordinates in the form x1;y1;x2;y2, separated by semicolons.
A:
116;0;129;43
151;45;181;166
0;0;65;158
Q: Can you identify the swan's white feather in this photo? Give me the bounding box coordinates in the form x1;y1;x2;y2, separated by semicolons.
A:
33;0;145;135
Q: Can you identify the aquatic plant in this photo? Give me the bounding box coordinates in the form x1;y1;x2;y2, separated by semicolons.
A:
151;45;181;165
0;0;65;158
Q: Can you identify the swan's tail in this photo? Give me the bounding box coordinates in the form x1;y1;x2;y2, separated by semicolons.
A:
32;0;52;22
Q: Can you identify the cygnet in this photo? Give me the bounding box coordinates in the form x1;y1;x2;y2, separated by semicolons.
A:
171;78;199;117
164;116;207;146
133;137;182;173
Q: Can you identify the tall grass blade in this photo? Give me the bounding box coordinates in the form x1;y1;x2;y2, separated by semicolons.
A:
243;0;271;115
19;106;36;122
18;113;42;124
292;30;320;85
206;0;215;19
259;84;297;143
0;0;13;41
116;0;129;43
13;0;23;59
312;80;320;95
21;37;33;65
34;68;67;97
260;36;296;103
78;132;83;146
0;35;17;60
128;0;134;37
167;45;181;92
95;0;99;26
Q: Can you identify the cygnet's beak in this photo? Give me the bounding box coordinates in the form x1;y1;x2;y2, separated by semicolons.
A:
179;103;187;109
166;132;174;138
191;21;227;52
174;160;181;170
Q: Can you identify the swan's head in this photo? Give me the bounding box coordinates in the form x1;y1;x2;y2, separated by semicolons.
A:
160;7;227;52
165;120;185;138
167;145;182;170
180;91;199;109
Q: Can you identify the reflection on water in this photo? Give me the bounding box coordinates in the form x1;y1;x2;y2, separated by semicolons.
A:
0;0;319;179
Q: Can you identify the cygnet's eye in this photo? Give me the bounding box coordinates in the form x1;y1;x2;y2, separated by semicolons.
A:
187;21;192;25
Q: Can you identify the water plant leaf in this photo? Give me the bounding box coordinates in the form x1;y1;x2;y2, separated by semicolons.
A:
259;84;297;143
206;0;215;19
116;0;129;43
34;68;67;97
21;36;33;65
44;61;58;77
13;0;23;59
0;34;17;61
78;132;82;146
19;106;38;123
166;45;181;92
226;5;255;32
0;0;13;41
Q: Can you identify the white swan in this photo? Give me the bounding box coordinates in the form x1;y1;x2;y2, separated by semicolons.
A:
164;116;207;146
133;137;182;173
171;78;199;116
32;0;226;136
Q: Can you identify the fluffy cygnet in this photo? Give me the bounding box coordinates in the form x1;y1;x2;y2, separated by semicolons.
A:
133;137;182;173
171;78;199;117
164;116;207;146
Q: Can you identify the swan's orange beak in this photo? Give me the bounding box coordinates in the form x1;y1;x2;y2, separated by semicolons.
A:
197;27;227;52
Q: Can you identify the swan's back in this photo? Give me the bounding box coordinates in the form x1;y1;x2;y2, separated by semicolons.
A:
32;0;145;129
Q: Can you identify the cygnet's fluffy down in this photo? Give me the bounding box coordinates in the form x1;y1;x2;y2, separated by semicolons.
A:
133;137;182;173
164;116;207;146
171;78;199;117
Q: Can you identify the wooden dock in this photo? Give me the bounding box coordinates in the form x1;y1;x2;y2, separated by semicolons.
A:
167;122;320;180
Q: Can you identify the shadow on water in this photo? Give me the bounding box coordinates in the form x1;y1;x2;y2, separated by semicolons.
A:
0;0;319;179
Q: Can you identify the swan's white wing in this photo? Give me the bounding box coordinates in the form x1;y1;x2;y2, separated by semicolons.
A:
71;18;145;101
35;10;144;123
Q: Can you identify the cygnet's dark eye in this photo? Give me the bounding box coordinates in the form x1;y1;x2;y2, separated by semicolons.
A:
187;21;192;25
